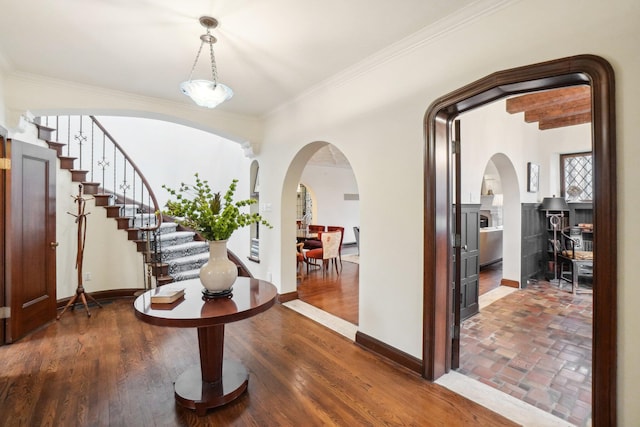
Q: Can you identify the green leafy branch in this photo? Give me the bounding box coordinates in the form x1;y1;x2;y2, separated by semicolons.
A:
161;173;272;241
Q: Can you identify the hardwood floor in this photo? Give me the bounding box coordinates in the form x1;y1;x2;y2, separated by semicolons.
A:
296;259;359;325
0;298;516;426
296;257;499;326
479;261;502;295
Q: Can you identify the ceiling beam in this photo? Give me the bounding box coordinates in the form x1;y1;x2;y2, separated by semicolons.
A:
506;86;591;114
538;112;591;130
524;97;591;123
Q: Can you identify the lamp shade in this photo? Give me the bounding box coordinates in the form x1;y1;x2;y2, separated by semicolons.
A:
541;196;569;211
180;80;233;108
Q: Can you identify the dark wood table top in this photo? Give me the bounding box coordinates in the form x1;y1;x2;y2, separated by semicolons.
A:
133;277;278;328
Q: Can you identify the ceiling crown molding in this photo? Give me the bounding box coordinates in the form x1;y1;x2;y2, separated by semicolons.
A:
266;0;521;118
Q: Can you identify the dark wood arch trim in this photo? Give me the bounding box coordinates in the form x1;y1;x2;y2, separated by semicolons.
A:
423;54;616;426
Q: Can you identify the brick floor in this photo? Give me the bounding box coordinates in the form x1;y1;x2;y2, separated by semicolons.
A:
459;280;592;426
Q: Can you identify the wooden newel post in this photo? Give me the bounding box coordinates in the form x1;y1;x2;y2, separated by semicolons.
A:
57;184;102;320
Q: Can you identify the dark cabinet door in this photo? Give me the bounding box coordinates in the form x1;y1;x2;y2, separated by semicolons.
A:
459;205;480;321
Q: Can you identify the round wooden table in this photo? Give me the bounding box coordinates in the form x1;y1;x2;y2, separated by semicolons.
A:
133;277;277;416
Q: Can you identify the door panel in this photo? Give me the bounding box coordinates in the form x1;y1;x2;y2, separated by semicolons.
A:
460;206;480;321
6;140;57;342
1;136;7;344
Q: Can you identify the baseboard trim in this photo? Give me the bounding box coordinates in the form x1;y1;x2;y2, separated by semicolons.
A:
501;279;520;288
355;331;422;374
278;291;298;303
56;288;140;307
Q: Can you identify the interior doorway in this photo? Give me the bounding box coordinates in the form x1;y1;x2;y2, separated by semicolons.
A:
456;99;594;423
286;142;360;328
423;55;617;425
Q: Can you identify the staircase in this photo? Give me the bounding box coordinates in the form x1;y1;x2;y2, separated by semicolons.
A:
34;115;251;288
154;222;209;281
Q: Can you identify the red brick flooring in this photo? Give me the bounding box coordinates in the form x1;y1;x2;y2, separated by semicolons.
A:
459;279;592;426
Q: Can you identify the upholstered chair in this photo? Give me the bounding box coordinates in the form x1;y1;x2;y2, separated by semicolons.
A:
305;231;341;277
303;225;325;250
326;226;344;268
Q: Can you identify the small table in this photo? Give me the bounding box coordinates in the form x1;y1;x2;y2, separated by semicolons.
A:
133;277;277;416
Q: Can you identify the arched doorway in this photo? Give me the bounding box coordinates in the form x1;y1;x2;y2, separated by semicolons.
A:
282;142;360;328
423;55;616;425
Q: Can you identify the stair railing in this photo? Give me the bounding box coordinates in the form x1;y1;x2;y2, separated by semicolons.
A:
36;115;163;289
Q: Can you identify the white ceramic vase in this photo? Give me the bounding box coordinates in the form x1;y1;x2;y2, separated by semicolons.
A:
199;240;238;293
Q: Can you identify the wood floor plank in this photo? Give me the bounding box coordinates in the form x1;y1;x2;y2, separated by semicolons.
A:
0;298;515;426
297;259;359;324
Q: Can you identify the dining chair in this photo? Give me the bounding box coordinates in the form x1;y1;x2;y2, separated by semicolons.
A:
308;225;325;233
305;231;341;277
304;225;325;249
353;226;360;255
326;226;344;268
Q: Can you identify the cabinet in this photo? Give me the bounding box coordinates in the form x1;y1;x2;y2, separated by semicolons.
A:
543;202;593;281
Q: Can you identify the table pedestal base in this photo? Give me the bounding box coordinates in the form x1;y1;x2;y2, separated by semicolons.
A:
174;360;249;416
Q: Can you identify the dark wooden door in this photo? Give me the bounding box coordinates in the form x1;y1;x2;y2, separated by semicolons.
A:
451;120;480;370
459;205;480;321
5;139;57;343
1;136;7;345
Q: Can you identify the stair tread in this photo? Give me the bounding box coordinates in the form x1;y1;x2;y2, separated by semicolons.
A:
167;251;210;265
162;241;208;252
172;270;201;281
157;231;196;240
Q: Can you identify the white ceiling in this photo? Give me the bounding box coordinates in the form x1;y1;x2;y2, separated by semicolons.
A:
0;0;477;117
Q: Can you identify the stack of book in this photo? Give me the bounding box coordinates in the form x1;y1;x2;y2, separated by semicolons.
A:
150;286;185;304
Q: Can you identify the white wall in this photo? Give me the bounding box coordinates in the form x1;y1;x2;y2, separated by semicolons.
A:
258;1;639;423
95;116;252;209
458;100;591;284
2;0;639;423
300;164;359;244
92;116;262;278
0;68;6;126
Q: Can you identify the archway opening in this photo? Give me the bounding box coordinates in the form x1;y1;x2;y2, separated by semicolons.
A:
423;55;616;425
282;142;360;330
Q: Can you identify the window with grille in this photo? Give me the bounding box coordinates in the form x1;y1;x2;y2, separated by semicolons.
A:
296;184;312;222
560;152;593;201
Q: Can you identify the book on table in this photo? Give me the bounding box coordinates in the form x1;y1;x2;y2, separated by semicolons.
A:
150;286;185;304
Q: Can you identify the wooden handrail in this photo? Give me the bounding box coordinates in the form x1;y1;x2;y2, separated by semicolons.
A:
89;116;162;231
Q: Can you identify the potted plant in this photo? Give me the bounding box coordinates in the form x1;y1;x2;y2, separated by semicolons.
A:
161;173;272;296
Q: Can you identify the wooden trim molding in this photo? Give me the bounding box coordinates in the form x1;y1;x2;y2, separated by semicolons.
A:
277;291;299;304
56;288;139;307
423;54;616;426
500;279;519;288
355;331;422;375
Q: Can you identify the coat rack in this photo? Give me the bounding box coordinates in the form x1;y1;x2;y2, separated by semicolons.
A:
57;185;102;319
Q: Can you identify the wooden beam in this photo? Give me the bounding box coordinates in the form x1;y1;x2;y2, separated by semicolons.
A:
506;86;591;114
524;97;591;122
539;112;591;130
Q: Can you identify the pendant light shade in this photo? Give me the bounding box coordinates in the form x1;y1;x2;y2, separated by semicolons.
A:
180;80;233;108
180;16;233;109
